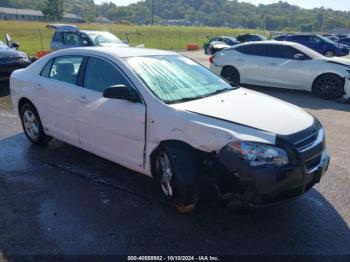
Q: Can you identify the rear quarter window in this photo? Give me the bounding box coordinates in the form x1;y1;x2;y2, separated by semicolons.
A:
52;32;63;42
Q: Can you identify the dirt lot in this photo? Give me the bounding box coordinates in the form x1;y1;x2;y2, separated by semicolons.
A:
0;51;350;258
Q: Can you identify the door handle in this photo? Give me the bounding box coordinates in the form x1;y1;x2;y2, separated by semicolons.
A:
269;62;277;66
237;59;244;62
78;96;89;103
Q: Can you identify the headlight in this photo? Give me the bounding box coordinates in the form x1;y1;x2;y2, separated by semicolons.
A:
227;141;289;167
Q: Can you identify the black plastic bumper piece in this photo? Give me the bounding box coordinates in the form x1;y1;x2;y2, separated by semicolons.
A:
216;143;330;207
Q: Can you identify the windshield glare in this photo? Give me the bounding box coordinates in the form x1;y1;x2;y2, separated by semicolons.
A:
89;32;123;45
318;35;336;44
126;55;233;104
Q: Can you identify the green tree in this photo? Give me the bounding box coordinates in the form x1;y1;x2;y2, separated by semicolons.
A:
42;0;64;21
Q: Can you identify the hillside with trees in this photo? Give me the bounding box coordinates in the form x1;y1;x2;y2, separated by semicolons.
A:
1;0;350;31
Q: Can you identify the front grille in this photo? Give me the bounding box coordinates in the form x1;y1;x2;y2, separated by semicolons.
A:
305;153;322;172
294;131;318;152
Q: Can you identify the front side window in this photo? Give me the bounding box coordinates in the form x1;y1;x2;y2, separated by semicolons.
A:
49;56;83;85
126;55;233;104
84;57;129;93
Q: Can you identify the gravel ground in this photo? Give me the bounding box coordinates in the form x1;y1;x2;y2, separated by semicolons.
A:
0;52;350;259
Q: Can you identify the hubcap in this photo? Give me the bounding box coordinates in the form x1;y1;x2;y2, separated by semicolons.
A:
157;152;174;197
23;110;39;140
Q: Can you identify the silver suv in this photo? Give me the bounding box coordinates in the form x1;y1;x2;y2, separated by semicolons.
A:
48;24;129;51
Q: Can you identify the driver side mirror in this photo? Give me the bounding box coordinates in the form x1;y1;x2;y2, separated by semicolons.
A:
103;85;141;103
294;53;306;60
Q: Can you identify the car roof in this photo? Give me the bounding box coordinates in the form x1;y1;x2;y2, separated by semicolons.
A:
50;46;176;58
233;40;300;47
47;24;79;32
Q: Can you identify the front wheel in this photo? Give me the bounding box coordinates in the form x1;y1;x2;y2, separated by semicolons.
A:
154;143;199;213
20;103;51;145
312;74;344;100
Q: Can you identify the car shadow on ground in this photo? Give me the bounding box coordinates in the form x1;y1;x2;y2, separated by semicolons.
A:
243;85;350;113
0;133;349;255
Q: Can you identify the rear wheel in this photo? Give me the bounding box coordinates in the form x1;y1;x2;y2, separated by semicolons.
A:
324;50;334;57
312;74;344;100
221;66;240;85
20;103;51;145
154;143;199;213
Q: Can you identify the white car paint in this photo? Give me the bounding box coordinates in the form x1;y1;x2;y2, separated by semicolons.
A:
10;47;314;177
210;41;350;99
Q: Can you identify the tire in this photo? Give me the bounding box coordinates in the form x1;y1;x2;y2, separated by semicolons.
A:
324;50;334;57
154;142;199;213
312;74;344;100
221;66;240;85
20;103;51;145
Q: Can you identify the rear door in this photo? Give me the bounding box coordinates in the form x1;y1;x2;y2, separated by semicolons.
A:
76;56;146;170
262;44;312;89
234;44;270;85
40;55;85;145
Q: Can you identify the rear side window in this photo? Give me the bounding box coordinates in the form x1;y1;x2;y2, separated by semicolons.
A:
83;57;129;93
235;44;267;56
290;35;309;42
49;56;84;85
52;32;63;42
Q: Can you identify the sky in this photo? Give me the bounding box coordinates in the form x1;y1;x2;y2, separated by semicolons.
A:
93;0;350;11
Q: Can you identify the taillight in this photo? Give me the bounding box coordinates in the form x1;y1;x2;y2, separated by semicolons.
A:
209;55;215;64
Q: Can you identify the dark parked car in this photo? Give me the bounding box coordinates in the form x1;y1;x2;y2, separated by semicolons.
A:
338;37;350;47
208;36;240;54
285;34;349;57
236;33;267;43
274;35;288;41
0;34;31;82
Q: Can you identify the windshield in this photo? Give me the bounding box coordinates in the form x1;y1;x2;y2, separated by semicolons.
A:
317;35;336;44
88;32;123;45
293;43;324;59
126;55;234;104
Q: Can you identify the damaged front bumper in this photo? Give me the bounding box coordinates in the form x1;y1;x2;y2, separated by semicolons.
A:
213;125;330;206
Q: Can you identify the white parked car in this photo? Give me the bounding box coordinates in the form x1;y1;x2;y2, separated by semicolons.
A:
10;47;330;212
210;41;350;100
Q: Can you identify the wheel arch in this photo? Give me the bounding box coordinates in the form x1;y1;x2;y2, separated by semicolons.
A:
18;97;36;113
149;139;212;177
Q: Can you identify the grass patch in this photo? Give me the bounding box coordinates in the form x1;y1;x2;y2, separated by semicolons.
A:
0;20;267;55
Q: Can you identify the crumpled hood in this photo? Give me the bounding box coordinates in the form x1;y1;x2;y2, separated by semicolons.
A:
171;88;314;136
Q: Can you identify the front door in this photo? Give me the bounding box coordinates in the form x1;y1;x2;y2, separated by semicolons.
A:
76;56;146;170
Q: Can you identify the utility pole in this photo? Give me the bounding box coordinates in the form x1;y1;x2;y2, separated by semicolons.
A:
151;0;154;25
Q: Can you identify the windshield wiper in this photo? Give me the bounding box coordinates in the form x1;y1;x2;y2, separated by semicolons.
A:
166;96;206;104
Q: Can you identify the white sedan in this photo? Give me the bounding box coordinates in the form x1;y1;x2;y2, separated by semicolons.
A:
10;47;329;212
210;41;350;100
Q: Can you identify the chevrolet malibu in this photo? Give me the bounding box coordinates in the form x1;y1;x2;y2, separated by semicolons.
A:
10;47;330;212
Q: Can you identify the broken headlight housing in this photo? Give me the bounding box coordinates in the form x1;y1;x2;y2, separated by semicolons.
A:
227;141;289;167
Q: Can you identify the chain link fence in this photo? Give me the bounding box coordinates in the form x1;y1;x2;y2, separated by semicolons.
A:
0;28;266;56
